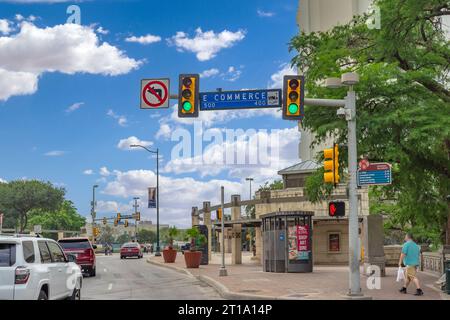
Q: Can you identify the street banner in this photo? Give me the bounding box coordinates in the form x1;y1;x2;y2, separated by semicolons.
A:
148;187;156;208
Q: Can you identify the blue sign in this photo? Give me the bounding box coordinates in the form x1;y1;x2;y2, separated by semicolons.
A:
199;89;281;111
279;233;285;241
357;163;392;186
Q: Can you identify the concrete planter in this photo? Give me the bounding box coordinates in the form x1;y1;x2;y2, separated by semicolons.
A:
184;251;202;268
162;248;177;263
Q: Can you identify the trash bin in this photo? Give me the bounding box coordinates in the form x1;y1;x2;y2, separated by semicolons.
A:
262;211;314;273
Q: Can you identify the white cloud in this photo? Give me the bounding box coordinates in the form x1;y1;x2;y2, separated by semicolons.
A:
200;68;219;78
268;63;297;89
125;34;161;45
0;68;38;101
222;66;242;82
96;26;109;35
257;9;275;17
155;123;171;140
0;22;141;101
99;166;111;177
44;150;65;157
164;126;300;179
106;109;128;127
0;19;12;35
117;136;153;150
167;28;245;61
83;169;94;175
102;169;245;227
65;102;84;113
0;178;7;183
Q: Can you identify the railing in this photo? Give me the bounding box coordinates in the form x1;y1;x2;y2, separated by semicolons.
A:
421;252;449;275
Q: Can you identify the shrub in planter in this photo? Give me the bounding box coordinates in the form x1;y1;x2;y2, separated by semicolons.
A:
183;227;206;268
163;226;178;263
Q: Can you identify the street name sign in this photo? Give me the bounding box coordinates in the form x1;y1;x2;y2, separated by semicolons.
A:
199;89;281;111
141;78;170;109
357;162;392;186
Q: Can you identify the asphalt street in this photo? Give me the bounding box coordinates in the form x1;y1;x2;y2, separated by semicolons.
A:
82;254;222;300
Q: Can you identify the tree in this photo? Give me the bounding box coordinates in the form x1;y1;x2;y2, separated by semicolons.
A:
28;200;85;232
0;180;65;232
116;233;131;244
98;225;115;244
137;229;156;244
289;0;450;244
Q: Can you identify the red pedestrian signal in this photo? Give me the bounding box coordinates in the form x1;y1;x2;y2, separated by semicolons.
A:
329;202;345;217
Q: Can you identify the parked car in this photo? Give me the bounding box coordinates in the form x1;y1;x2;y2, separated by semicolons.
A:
0;235;82;300
180;243;191;253
120;242;143;259
58;237;97;277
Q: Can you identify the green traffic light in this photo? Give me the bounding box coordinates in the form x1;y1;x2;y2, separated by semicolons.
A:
288;103;299;114
183;101;192;112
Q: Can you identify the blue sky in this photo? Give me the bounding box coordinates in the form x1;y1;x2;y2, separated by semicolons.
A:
0;0;301;227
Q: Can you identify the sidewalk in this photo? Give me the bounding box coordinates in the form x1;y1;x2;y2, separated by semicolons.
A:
147;252;447;300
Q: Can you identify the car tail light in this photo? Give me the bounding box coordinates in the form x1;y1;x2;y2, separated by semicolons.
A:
15;267;30;285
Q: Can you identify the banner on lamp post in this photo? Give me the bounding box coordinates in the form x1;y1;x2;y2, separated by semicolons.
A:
148;187;156;208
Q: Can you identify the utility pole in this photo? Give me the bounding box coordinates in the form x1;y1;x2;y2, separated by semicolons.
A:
219;186;227;276
91;185;98;243
133;197;140;241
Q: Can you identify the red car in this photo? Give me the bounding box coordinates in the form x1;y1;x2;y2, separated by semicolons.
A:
120;242;143;259
58;237;97;277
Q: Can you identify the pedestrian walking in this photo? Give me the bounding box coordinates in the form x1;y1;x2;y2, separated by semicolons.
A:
398;233;423;296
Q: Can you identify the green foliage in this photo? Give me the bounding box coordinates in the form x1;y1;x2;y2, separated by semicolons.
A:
116;233;131;244
98;224;115;244
304;168;334;203
0;180;66;231
290;0;450;244
138;229;156;244
28;200;85;232
185;227;206;251
163;226;179;248
257;180;284;192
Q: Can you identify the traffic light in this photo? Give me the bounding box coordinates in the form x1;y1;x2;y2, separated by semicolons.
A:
178;74;199;118
329;202;345;217
93;227;100;237
114;219;118;227
217;208;222;221
103;217;107;225
282;75;304;120
133;212;140;221
116;213;121;221
124;220;129;228
324;143;340;185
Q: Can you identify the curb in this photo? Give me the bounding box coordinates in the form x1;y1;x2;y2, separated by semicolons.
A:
146;258;306;300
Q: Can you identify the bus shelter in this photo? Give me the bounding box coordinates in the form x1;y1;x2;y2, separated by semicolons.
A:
261;211;314;273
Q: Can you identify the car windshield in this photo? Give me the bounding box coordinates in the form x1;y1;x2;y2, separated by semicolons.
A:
122;243;139;248
0;243;16;267
58;240;91;249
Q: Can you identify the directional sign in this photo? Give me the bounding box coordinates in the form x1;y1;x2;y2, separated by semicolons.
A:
141;79;170;109
199;89;281;111
357;162;392;186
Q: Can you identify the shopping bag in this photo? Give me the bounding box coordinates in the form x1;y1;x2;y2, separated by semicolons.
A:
396;267;405;282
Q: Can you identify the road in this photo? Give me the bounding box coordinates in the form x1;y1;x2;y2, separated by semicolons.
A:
82;254;222;300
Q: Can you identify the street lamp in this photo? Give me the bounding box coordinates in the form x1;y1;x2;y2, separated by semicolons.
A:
130;144;161;257
91;185;99;243
325;72;362;297
133;197;140;242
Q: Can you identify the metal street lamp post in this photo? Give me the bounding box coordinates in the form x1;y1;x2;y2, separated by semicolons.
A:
219;186;227;276
245;177;254;254
133;197;140;241
130;144;161;256
91;185;98;243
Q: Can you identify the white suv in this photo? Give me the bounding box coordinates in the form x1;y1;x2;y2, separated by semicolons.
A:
0;235;83;300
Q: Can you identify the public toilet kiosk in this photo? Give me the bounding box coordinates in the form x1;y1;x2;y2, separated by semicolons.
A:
262;211;314;273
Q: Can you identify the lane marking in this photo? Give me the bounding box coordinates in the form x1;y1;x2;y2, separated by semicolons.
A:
108;283;113;291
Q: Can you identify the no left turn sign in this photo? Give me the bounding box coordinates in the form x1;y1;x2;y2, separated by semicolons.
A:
141;78;170;109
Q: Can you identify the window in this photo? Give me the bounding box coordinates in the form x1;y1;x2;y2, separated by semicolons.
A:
328;233;341;253
38;241;52;263
58;239;91;249
22;241;35;263
0;243;16;266
47;242;66;263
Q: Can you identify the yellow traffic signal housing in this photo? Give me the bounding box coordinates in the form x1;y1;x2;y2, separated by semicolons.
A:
178;74;199;118
134;212;140;221
93;227;100;237
217;208;222;221
124;220;129;228
116;213;121;221
114;218;118;227
282;75;304;120
324;144;340;185
103;217;107;225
